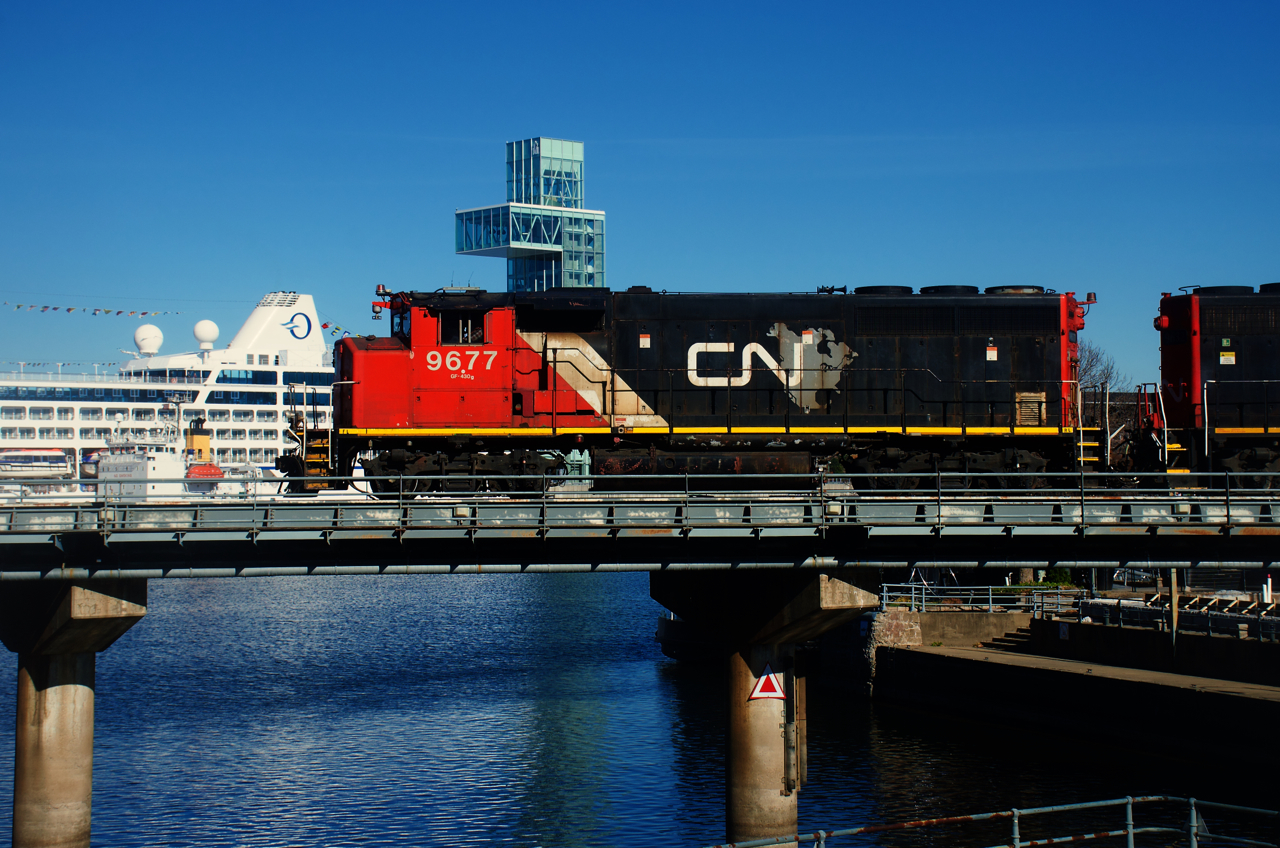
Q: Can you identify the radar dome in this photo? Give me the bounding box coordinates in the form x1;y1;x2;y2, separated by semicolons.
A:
134;324;163;357
193;319;220;350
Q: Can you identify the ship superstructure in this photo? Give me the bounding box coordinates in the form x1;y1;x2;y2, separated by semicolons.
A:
0;292;336;478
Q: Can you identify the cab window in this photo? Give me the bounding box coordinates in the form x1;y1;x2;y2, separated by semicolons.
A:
440;310;485;345
391;309;411;340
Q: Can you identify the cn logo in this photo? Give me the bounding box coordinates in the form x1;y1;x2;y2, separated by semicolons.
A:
684;325;856;412
282;313;312;340
687;342;802;388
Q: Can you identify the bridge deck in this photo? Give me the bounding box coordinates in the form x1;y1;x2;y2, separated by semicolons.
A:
3;475;1278;577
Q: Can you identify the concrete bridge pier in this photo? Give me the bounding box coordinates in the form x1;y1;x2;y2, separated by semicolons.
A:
651;571;877;844
0;580;147;848
727;642;797;840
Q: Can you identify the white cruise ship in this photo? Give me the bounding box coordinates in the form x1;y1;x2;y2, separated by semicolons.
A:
0;292;335;479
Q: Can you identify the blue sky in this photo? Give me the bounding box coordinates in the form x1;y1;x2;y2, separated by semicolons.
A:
1;1;1277;381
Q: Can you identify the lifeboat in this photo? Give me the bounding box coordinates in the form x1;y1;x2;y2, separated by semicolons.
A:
185;463;224;479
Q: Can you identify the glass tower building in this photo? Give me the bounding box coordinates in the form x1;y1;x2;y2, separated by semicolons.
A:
455;137;606;292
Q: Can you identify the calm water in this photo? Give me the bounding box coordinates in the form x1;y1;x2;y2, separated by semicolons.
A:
0;574;1269;847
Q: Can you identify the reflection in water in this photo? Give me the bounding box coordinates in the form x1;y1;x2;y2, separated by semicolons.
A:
0;575;1271;847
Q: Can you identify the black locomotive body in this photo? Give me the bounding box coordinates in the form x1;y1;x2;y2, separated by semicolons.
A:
605;285;1085;478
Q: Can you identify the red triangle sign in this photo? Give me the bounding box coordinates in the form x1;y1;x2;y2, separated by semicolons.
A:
748;663;786;701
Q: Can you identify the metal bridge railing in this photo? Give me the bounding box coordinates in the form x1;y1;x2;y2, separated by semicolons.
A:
879;583;1084;615
698;795;1278;848
5;471;1280;540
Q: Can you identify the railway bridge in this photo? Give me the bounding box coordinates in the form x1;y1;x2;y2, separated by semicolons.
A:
1;471;1277;847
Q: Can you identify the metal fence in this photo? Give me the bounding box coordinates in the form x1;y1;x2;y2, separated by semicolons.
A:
699;795;1278;848
1079;599;1280;641
879;583;1083;615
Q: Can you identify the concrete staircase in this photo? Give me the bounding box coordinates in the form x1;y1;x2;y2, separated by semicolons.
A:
980;626;1033;653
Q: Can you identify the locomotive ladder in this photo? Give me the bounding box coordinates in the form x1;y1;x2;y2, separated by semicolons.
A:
1077;382;1106;469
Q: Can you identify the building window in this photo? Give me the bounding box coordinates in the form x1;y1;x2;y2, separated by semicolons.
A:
263;429;278;440
133;409;155;421
29;407;53;421
38;427;55;439
246;355;253;365
249;429;263;440
216;429;231;440
231;448;247;463
57;407;74;420
182;409;207;421
18;428;35;439
0;428;16;439
264;448;278;462
232;410;254;422
55;428;74;440
258;354;270;365
216;449;231;463
80;408;103;421
106;408;128;420
207;409;230;422
230;429;246;440
256;410;278;422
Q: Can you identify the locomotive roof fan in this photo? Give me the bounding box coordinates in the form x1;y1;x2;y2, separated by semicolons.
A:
920;285;980;295
984;285;1045;294
853;286;914;295
1195;286;1255;295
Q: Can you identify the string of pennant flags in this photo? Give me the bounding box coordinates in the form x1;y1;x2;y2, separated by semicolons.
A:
4;301;184;317
5;300;359;337
3;360;120;367
320;320;353;337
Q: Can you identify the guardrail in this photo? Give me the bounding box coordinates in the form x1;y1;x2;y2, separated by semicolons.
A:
699;795;1278;848
1080;599;1280;641
4;472;1280;540
880;583;1083;615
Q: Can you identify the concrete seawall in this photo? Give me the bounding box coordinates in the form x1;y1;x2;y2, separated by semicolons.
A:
872;645;1280;734
1027;618;1280;687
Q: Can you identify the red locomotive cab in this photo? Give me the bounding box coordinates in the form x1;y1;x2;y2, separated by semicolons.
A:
408;301;516;428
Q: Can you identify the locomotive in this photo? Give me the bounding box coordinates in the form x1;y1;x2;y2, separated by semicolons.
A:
1135;284;1280;485
279;284;1097;491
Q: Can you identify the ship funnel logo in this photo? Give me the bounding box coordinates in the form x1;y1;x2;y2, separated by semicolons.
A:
282;313;311;340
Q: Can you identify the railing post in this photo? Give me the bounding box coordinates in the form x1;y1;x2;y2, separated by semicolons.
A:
1225;472;1232;527
1125;796;1134;848
1011;808;1020;848
988;586;993;614
1188;797;1199;848
936;470;943;530
1079;471;1086;528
